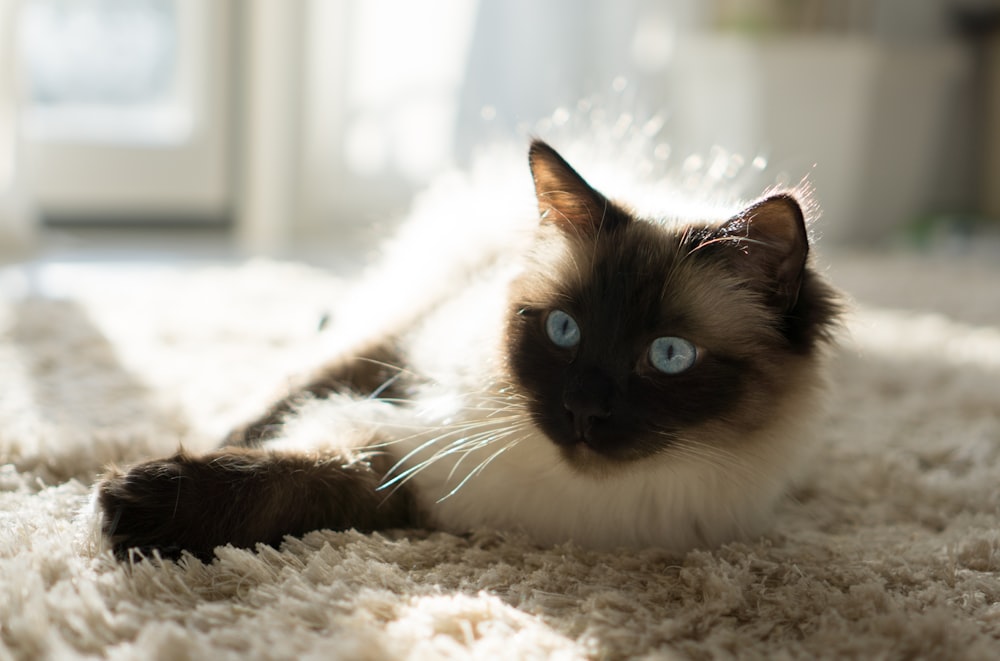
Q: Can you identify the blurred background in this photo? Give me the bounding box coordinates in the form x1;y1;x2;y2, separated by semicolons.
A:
1;0;999;266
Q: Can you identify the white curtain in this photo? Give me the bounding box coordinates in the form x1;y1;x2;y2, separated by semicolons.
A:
289;0;703;240
287;0;971;246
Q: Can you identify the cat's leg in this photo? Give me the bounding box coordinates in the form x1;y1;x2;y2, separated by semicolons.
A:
98;448;417;561
226;341;411;447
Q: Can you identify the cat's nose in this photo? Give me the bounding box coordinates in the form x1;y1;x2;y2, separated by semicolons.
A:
563;370;615;442
564;400;611;441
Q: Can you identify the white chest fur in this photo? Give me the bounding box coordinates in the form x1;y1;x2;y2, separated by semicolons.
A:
381;398;799;553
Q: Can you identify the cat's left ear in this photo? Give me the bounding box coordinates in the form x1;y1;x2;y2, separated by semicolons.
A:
717;194;809;309
529;140;625;235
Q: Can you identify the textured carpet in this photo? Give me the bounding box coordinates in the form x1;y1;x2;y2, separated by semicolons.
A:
1;250;1000;660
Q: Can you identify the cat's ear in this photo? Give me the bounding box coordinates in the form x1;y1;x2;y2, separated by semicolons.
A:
716;194;809;309
529;140;622;235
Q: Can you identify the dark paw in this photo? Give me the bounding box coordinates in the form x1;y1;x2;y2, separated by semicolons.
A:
98;454;217;561
98;448;415;562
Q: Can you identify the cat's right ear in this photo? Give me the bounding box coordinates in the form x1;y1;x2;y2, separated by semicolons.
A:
714;194;810;311
529;140;622;236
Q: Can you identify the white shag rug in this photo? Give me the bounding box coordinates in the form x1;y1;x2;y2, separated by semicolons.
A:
2;251;1000;660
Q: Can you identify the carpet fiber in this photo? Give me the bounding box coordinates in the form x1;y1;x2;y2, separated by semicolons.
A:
2;252;1000;659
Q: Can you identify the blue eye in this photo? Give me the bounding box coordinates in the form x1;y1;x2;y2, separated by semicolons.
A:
545;310;581;348
649;337;697;374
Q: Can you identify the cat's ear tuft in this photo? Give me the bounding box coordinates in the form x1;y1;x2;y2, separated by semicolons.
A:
717;194;810;309
528;140;622;235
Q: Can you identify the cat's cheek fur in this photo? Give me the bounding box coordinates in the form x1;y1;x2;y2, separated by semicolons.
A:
386;378;824;552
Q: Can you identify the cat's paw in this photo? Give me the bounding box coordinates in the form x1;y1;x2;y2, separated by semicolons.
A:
97;454;214;561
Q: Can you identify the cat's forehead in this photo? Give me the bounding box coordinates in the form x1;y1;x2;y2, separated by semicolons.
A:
519;219;781;350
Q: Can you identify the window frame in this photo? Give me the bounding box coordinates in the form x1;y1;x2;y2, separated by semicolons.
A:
23;0;233;222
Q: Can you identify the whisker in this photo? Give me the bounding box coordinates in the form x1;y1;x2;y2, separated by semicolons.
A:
380;417;534;498
352;356;421;379
437;436;526;502
386;421;526;486
378;416;528;487
368;372;402;400
379;425;501;484
443;422;531;481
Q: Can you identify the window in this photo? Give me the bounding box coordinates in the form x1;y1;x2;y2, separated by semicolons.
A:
21;0;232;221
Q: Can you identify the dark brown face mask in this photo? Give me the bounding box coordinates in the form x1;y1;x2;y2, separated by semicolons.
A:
504;140;841;470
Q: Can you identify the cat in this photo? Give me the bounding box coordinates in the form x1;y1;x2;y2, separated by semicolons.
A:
97;140;841;561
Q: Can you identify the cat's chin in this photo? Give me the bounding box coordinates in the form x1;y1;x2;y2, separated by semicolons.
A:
553;440;651;478
537;418;661;475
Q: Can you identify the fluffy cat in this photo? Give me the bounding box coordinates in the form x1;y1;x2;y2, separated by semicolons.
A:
98;140;841;561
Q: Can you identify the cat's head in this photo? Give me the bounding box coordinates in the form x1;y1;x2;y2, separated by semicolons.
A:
504;140;840;474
